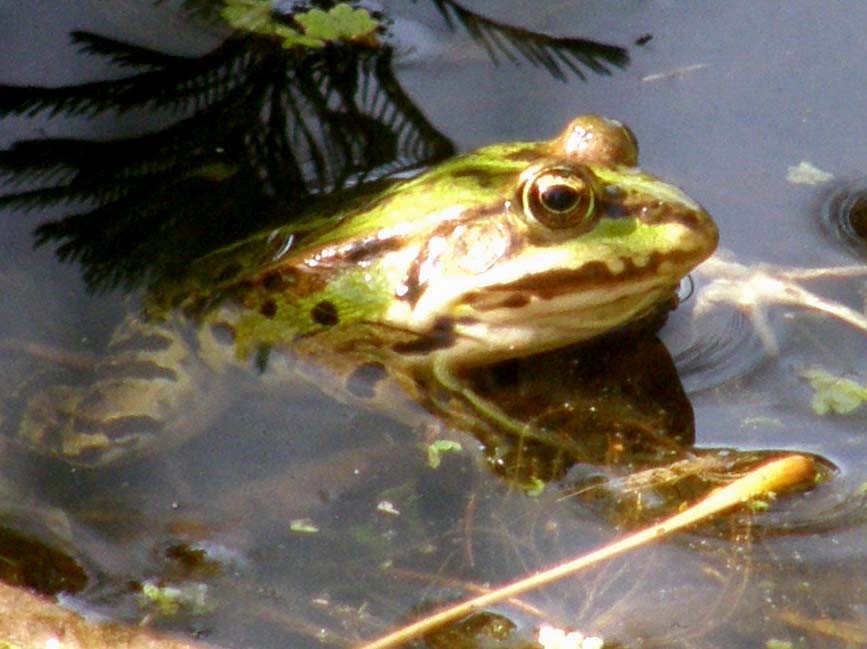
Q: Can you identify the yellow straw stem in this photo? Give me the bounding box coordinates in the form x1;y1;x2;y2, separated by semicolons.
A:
356;454;816;649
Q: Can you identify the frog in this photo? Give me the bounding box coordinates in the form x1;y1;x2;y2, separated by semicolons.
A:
13;115;718;467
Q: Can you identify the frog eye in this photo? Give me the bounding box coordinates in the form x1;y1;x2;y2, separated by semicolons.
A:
521;164;597;231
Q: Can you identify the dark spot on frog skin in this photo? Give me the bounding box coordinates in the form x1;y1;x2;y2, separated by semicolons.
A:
311;300;339;326
260;298;277;319
344;235;405;263
346;361;388;399
262;272;283;292
108;332;174;354
499;294;530;309
505;148;544;162
216;263;242;283
209;322;236;345
96;415;162;441
94;360;178;383
449;168;497;187
392;317;455;354
461;292;529;312
254;344;271;373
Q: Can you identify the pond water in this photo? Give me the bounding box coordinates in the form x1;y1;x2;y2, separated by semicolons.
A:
1;2;866;648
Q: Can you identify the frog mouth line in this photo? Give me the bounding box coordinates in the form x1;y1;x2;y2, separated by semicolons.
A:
464;249;704;310
446;285;677;364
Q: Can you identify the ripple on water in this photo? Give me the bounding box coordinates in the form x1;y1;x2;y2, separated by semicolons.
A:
667;303;767;394
821;178;867;259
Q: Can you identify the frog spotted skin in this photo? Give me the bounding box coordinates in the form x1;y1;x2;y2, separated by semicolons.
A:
18;115;718;465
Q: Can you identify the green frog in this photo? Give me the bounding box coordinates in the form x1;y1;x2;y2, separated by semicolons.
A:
16;115;718;466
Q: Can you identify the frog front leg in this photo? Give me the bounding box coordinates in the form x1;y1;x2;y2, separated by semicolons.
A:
425;353;587;460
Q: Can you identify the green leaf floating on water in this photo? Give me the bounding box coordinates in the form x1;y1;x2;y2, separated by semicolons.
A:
221;1;379;49
289;518;320;534
427;439;462;469
221;0;271;32
801;367;867;415
523;477;546;497
765;640;794;649
295;5;379;44
140;580;213;616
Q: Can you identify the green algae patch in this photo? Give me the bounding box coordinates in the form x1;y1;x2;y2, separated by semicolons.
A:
222;1;379;49
426;439;462;469
801;367;867;415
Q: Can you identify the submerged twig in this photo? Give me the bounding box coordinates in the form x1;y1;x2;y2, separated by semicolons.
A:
356;454;817;649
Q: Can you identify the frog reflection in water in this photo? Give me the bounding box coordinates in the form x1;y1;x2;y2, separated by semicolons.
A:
18;115;718;466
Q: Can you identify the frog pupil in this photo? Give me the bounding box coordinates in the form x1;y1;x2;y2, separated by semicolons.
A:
541;184;580;213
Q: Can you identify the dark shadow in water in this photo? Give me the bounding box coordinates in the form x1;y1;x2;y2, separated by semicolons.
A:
0;35;453;293
820;176;867;259
0;1;628;296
